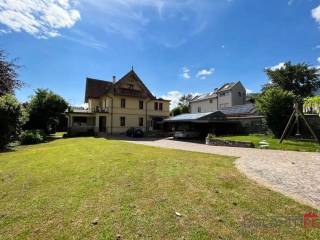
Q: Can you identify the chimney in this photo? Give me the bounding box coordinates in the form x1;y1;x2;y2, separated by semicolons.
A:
112;75;116;83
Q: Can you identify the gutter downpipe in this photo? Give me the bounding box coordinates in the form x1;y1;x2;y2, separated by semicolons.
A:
145;99;153;133
106;95;113;135
217;94;219;110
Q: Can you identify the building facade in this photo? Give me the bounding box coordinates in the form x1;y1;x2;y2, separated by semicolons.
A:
190;81;246;113
66;70;170;135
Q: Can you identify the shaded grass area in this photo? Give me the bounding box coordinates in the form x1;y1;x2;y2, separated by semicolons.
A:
0;137;319;239
221;134;320;152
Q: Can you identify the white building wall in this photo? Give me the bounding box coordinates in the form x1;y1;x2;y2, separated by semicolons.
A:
217;91;232;109
230;82;246;106
190;98;218;113
190;82;247;113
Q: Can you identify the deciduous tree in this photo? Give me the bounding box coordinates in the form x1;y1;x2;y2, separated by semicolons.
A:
0;50;24;96
265;62;320;100
25;89;68;133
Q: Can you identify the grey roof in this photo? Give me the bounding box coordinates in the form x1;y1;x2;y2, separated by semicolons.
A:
190;81;240;103
216;82;236;92
220;103;256;116
191;92;217;102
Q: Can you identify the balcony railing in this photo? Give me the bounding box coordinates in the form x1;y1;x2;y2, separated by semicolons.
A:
93;107;109;113
68;107;109;113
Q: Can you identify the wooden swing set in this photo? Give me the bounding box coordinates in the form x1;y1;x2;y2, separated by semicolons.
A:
279;101;320;144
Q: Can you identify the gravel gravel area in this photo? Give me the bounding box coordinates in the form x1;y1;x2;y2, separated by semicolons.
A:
126;138;320;209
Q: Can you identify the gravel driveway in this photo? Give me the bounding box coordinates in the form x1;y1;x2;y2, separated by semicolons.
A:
126;138;320;210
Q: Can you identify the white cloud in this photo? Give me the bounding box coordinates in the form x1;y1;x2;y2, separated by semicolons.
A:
246;88;253;94
181;67;191;80
317;57;320;63
161;91;201;110
161;91;183;110
62;29;107;50
312;5;320;23
269;62;285;71
0;0;81;38
80;0;223;47
196;68;215;79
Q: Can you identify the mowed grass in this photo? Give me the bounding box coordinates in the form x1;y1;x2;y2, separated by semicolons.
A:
221;134;320;152
0;137;319;239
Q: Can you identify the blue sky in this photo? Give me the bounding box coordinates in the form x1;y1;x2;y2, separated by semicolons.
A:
1;0;320;108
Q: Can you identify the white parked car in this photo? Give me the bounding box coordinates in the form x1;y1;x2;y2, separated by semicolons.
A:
174;131;200;139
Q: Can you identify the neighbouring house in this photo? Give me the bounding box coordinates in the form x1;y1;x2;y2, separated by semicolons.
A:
190;81;246;113
165;81;267;137
66;70;170;135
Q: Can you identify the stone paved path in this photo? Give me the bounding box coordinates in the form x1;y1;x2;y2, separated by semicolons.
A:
125;138;320;209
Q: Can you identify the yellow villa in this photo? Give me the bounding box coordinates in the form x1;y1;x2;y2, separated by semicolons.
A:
66;70;170;135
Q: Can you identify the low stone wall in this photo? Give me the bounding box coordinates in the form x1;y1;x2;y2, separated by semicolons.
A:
206;137;255;148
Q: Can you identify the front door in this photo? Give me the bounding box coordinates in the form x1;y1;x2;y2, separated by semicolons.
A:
99;116;106;133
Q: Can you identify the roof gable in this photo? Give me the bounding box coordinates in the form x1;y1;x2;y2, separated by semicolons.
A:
84;70;155;102
112;70;154;99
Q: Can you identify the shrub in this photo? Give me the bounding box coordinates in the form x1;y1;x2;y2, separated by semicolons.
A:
0;94;22;148
256;87;295;138
20;130;45;145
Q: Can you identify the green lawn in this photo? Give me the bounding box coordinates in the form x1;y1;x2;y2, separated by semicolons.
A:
0;137;319;239
221;134;320;152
